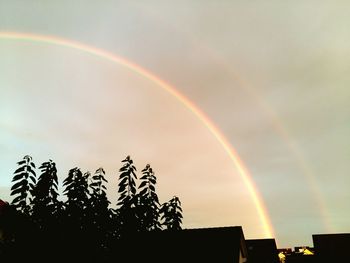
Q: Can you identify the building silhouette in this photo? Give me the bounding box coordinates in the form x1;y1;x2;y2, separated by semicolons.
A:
278;247;315;263
117;226;248;262
1;199;350;263
246;238;279;263
313;233;350;262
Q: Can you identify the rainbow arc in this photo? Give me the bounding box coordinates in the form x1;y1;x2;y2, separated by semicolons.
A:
0;31;275;239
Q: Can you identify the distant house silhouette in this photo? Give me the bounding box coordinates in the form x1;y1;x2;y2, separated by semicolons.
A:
284;251;316;263
117;226;248;262
293;247;314;255
246;238;279;263
313;233;350;262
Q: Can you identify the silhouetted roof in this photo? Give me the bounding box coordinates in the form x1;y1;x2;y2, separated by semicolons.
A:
313;233;350;261
117;226;247;262
246;238;279;263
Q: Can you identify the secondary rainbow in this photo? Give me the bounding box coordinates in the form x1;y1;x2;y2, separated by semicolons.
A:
0;31;275;239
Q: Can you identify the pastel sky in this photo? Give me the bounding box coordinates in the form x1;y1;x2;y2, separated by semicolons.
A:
1;1;349;248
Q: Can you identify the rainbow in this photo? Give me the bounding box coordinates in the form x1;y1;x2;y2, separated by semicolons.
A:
173;31;332;233
0;31;275;238
177;28;333;233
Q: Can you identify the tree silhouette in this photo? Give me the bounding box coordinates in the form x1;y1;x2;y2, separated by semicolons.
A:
138;164;161;231
89;167;110;215
63;167;90;210
6;154;184;262
89;167;111;253
31;160;60;222
62;168;91;261
160;196;183;230
63;168;90;220
117;156;137;208
10;155;36;215
115;156;140;235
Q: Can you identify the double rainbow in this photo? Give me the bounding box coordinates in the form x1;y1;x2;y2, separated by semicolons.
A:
0;31;275;239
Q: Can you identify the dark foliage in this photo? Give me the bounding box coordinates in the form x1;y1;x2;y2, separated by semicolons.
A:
116;155;137;208
31;160;60;222
160;196;183;230
10;155;36;214
63;167;90;210
3;155;183;262
90;167;110;211
138;164;161;231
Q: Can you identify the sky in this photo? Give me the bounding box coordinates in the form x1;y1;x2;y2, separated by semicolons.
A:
0;1;349;248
